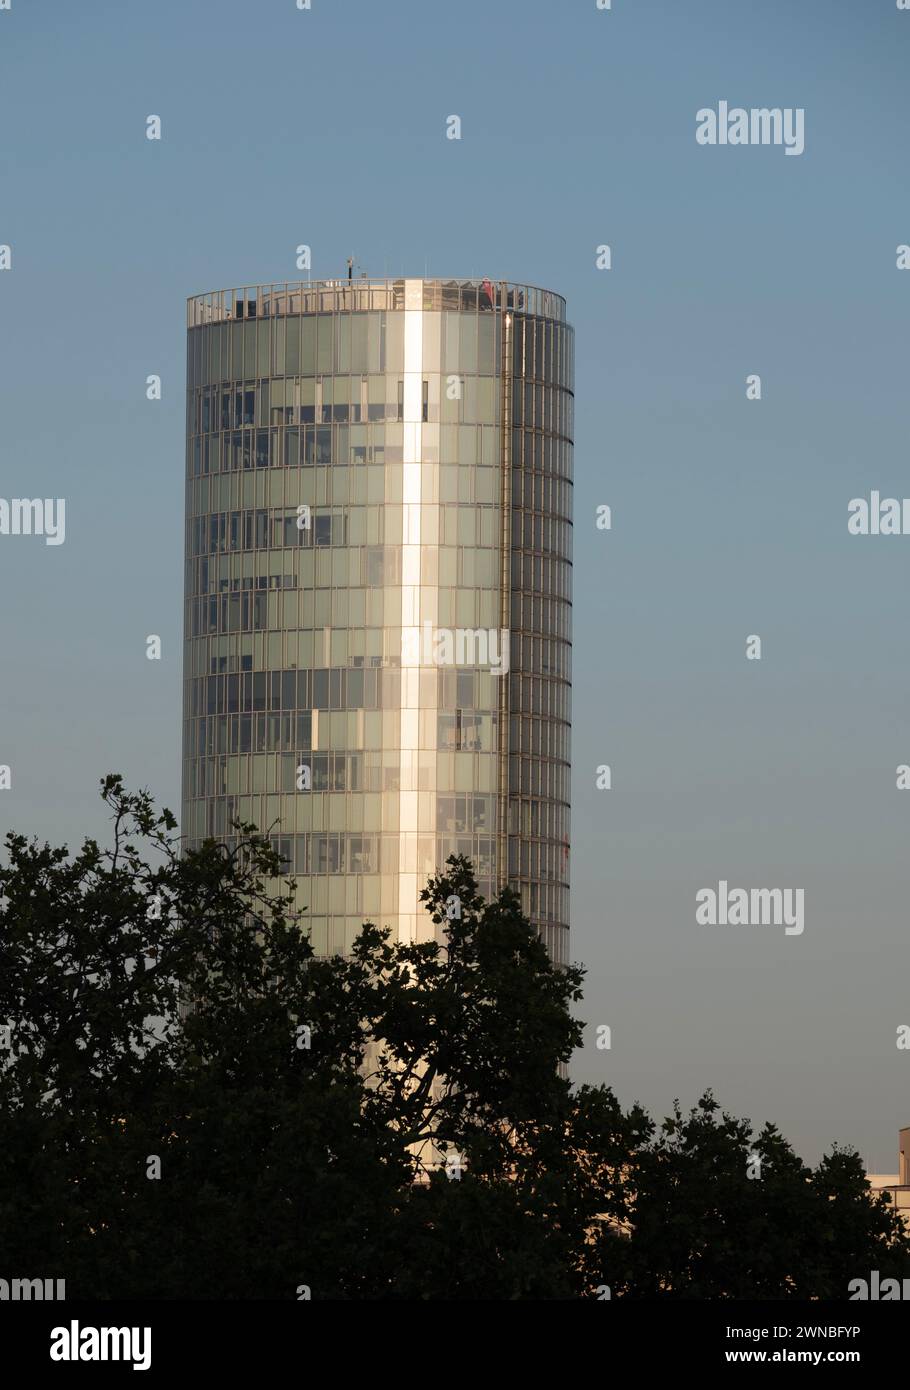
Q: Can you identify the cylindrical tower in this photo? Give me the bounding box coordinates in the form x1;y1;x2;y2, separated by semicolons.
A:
183;278;572;962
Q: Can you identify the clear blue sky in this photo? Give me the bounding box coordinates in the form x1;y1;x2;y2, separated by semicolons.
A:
2;0;909;1168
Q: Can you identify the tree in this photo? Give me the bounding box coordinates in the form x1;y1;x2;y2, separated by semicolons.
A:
592;1093;910;1299
0;776;400;1298
0;776;907;1299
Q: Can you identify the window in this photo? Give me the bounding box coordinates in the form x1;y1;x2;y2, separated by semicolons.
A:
316;428;331;465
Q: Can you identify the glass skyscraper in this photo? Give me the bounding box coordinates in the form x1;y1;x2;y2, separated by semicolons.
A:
183;278;573;963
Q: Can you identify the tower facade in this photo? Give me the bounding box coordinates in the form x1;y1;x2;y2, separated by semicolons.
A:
183;278;573;962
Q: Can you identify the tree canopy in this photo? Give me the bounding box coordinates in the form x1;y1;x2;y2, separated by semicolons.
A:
0;776;906;1299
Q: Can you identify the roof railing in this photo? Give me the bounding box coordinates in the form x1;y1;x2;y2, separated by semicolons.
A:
187;278;567;328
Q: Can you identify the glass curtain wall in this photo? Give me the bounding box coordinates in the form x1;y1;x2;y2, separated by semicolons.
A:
183;278;573;962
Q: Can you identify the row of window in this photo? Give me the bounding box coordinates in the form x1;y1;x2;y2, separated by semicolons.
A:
184;423;319;478
183;707;569;766
511;429;574;481
185;477;572;553
508;672;572;723
509;756;571;804
184;710;502;761
187;711;311;755
192;426;331;472
538;923;569;963
507;836;570;887
187;648;505;700
187;665;513;717
186;587;508;639
184;569;570;645
510;552;573;604
187;457;504;515
188;508;509;556
188;419;509;480
511;315;575;391
510;471;572;520
176;839;567;941
510;381;574;440
508;797;570;843
507;715;571;766
216;804;570;862
187;376;574;445
188;507;523;557
194;389;433;432
183;745;505;799
515;881;571;933
183;555;573;609
511;512;573;562
177;851;567;946
187;428;572;494
190;545;518;598
190;791;499;841
181;823;568;909
193;662;570;722
187;450;547;517
183;652;571;724
187;306;572;385
183;579;572;652
190;665;415;716
184;749;568;808
190;377;509;436
189;508;347;553
188;507;570;569
231;830;500;882
186;583;571;662
187;308;513;387
245;895;570;959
